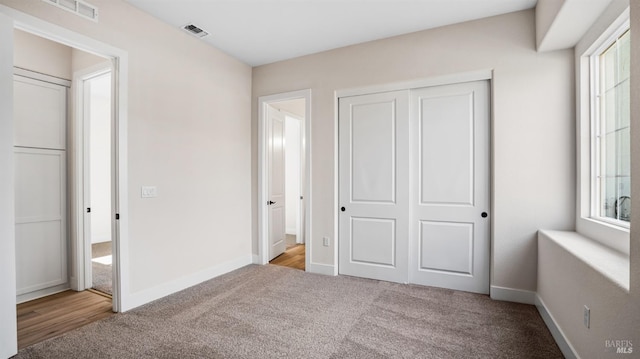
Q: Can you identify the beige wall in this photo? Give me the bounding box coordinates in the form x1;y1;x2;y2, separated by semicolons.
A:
72;47;108;72
252;9;575;292
14;29;72;79
1;0;252;297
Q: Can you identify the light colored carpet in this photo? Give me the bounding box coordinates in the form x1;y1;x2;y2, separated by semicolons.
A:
92;242;112;258
14;265;562;358
91;262;112;295
91;242;112;296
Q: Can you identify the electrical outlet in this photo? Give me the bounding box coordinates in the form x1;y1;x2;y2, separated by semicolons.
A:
323;237;330;247
584;305;590;328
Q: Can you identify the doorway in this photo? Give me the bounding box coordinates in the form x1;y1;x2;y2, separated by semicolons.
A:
0;7;130;354
267;103;305;270
11;29;118;349
338;79;491;294
258;90;311;270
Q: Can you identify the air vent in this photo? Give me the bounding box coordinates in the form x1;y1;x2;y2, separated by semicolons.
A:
183;23;209;38
41;0;98;22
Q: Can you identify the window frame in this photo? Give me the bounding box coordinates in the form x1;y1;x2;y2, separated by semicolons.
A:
576;6;630;255
589;24;631;229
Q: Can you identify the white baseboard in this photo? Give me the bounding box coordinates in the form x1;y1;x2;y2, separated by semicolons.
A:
123;254;252;311
17;284;70;304
536;295;579;359
252;254;262;264
285;228;296;235
91;237;111;244
306;262;336;276
490;285;536;304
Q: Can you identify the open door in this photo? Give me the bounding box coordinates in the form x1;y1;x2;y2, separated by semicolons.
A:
81;69;113;295
267;105;286;260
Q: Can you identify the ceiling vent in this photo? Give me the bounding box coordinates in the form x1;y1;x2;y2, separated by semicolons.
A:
182;23;209;38
42;0;98;22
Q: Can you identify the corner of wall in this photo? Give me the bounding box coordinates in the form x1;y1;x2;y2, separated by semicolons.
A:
489;285;536;305
535;295;579;359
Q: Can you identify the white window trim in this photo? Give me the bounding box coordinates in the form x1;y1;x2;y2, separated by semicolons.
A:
589;22;630;228
576;5;630;255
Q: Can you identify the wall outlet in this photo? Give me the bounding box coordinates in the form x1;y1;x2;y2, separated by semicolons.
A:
323;237;330;247
141;186;157;198
584;305;590;329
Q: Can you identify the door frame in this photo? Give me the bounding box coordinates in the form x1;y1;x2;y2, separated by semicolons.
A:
334;70;493;281
72;64;113;291
257;89;311;267
0;4;130;319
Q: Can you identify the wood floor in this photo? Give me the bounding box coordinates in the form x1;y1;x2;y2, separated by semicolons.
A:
270;244;305;270
17;240;299;350
17;290;114;349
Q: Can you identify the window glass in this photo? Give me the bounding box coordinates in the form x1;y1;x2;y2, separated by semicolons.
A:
595;29;631;223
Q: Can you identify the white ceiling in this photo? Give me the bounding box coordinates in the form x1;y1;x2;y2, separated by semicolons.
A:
126;0;538;67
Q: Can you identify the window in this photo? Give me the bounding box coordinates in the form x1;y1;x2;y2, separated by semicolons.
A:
591;26;630;226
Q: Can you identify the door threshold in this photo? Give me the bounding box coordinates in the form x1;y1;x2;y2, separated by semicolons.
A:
87;288;112;299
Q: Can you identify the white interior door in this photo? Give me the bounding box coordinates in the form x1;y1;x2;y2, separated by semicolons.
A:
80;70;114;290
338;90;410;283
268;106;286;260
13;74;69;302
409;80;490;294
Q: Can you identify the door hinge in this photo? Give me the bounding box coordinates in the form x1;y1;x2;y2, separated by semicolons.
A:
115;213;120;220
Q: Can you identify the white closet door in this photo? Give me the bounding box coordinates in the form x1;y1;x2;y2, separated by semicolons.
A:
14;75;67;150
338;91;410;283
409;81;490;294
14;74;68;300
15;148;67;295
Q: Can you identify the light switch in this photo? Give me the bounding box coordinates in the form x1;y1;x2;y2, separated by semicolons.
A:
141;186;157;198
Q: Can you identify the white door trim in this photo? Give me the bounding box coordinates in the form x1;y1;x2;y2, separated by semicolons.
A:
257;89;311;268
0;4;130;318
334;70;493;281
72;64;112;292
336;69;492;98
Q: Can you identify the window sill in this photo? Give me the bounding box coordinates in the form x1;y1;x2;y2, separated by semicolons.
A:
576;217;629;255
538;230;630;292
